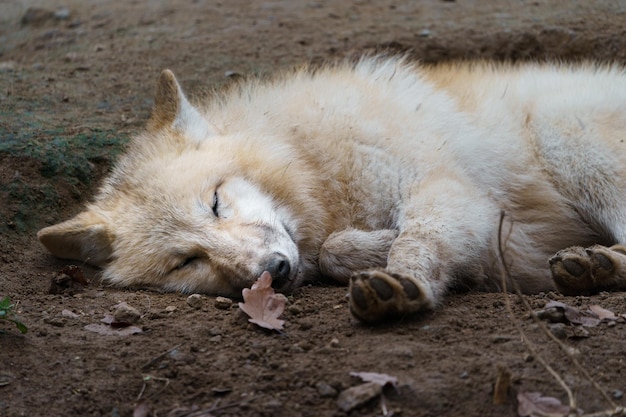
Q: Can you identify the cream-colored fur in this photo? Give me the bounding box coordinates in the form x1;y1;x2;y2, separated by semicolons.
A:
38;56;626;322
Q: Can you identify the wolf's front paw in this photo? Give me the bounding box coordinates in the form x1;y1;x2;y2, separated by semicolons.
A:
348;270;433;323
549;244;626;295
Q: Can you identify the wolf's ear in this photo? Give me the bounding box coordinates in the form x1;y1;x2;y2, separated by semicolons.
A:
37;210;114;267
150;69;213;143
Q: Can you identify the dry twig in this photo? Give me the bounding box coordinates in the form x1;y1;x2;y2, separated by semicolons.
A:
496;211;625;417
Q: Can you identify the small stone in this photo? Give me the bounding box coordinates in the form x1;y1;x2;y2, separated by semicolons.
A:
337;382;382;412
263;399;282;411
61;309;79;318
64;52;78;62
22;7;54;26
214;296;232;310
534;308;566;323
490;334;513;343
613;389;624;399
93;44;105;52
316;381;338;398
54;7;70;20
418;29;432;37
43;317;65;327
187;294;203;309
548;323;568;339
164;305;177;313
329;338;340;348
113;302;140;324
0;61;16;72
298;320;313;330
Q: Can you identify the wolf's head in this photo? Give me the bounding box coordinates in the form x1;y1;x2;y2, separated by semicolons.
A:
37;70;324;296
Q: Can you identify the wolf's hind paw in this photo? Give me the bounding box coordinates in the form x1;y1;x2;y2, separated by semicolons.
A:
550;244;626;295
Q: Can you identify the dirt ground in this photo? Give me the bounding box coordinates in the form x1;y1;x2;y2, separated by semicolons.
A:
1;1;626;416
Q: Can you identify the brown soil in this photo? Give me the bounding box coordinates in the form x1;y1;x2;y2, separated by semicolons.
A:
1;1;626;416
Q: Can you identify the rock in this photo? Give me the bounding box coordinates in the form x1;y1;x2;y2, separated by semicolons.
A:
613;390;624;400
54;7;70;20
22;7;54;26
0;61;16;72
187;294;203;309
336;382;382;412
534;307;566;323
113;302;140;324
548;323;568;339
214;296;232;309
315;381;338;398
418;29;432;37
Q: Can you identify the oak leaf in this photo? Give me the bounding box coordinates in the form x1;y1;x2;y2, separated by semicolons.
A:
517;391;574;417
238;271;286;331
349;371;398;388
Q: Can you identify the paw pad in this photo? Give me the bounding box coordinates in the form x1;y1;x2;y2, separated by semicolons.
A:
398;277;420;300
369;276;393;300
562;258;585;277
592;252;612;271
350;283;369;311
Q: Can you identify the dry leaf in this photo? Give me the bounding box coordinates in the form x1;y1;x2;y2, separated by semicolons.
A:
238;271;286;331
588;305;618;321
60;265;88;285
517;391;573;417
337;382;382;412
133;400;151;417
350;371;398;388
544;300;600;327
84;323;143;336
84;314;143;336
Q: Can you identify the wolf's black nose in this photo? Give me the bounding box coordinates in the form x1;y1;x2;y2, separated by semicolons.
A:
265;254;291;288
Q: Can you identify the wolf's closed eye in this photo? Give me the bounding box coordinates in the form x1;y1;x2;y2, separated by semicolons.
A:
212;192;219;217
175;256;201;271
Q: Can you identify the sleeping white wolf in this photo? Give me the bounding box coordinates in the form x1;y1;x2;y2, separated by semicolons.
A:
38;55;626;322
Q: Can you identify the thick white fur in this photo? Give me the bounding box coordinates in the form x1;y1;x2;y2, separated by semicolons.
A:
38;56;626;311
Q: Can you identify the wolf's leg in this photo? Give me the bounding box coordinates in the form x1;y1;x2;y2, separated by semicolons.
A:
549;244;626;295
348;175;496;323
319;229;398;284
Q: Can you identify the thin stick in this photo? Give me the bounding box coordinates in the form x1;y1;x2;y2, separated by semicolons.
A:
497;211;577;412
497;211;619;411
141;344;182;370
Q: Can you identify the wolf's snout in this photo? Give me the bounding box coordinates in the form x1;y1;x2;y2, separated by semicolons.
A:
265;253;291;288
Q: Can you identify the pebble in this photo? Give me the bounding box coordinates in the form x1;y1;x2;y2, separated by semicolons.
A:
187;294;203;309
21;7;54;26
43;317;65;327
113;302;140;324
214;296;232;310
336;382;382;412
54;7;70;20
262;399;282;411
0;61;16;72
548;323;568;339
534;308;566;323
164;305;177;313
613;389;624;399
418;29;432;37
61;309;79;318
207;326;222;336
315;381;338;398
